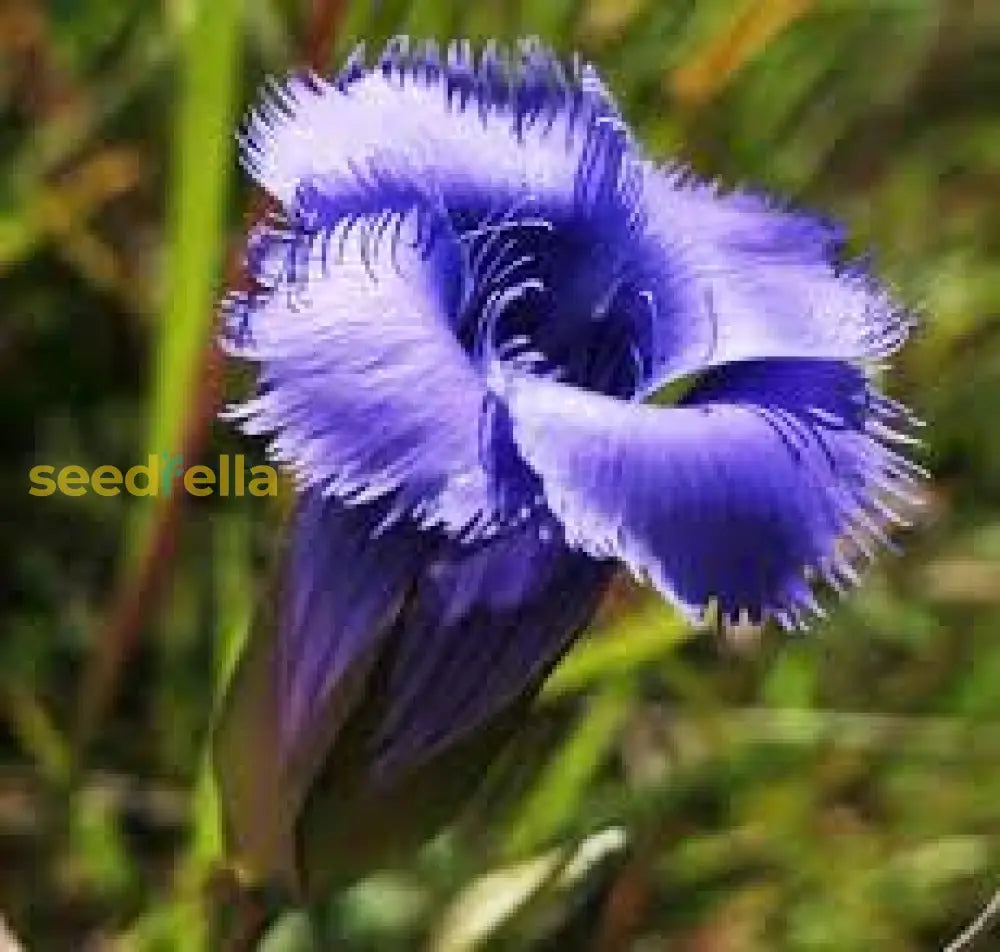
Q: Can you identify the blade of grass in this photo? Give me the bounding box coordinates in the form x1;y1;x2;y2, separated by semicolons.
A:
507;681;632;857
137;4;346;948
75;0;243;752
135;516;255;952
144;0;243;507
543;602;693;700
671;0;813;107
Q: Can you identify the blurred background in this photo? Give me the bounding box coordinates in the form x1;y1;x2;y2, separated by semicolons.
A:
2;0;1000;949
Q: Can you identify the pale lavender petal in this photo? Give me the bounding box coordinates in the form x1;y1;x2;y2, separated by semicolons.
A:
241;39;628;230
223;213;495;536
634;168;913;392
503;359;921;626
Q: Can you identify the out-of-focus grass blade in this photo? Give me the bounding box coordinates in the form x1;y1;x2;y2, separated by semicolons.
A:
5;18;170;190
671;0;813;107
256;911;320;952
522;0;587;39
130;0;243;557
0;686;71;786
432;829;627;952
431;853;564;952
578;0;647;40
67;785;133;904
126;516;253;952
544;601;693;699
507;681;631;856
247;0;294;67
0;149;142;275
111;5;242;945
192;513;254;870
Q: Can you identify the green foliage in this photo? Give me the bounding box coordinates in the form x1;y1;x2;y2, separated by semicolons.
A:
2;0;1000;949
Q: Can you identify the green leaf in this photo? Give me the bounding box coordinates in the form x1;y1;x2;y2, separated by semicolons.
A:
544;600;693;698
508;681;631;855
128;0;242;561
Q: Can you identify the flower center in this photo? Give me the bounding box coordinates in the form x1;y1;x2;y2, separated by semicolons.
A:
451;204;648;399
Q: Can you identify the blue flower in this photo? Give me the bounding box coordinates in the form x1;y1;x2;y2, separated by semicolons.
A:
214;38;921;893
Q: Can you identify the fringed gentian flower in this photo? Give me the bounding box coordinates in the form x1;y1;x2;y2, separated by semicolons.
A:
213;37;921;896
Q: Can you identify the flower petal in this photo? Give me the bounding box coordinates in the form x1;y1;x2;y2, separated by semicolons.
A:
293;519;612;893
239;40;650;399
502;359;921;626
635;168;913;392
368;517;612;778
277;494;427;758
213;502;612;893
242;38;628;231
212;497;424;887
224;212;495;536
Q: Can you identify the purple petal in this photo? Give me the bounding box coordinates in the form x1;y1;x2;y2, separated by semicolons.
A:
223;213;495;536
502;359;922;627
241;39;628;233
212;496;426;884
285;517;611;892
237;40;650;400
347;519;611;783
277;494;426;761
634;168;913;392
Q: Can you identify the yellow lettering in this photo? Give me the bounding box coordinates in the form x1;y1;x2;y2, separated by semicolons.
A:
57;465;90;497
28;465;57;497
248;465;278;497
92;465;122;496
125;458;158;496
184;465;215;497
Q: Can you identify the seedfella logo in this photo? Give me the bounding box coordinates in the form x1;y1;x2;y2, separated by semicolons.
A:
29;454;278;498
